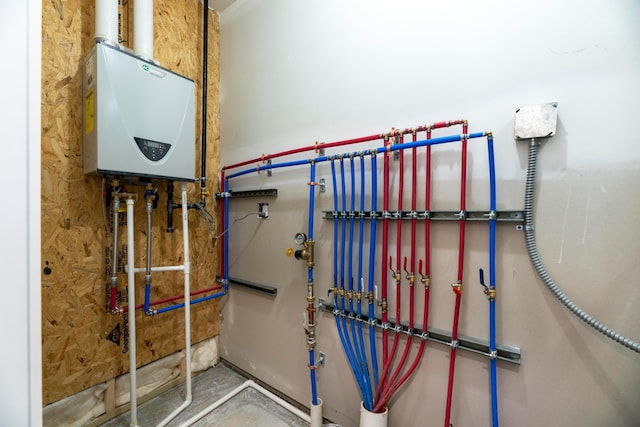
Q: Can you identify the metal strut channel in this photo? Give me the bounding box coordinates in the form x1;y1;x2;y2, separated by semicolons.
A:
318;299;521;364
217;276;278;296
215;189;278;199
322;210;523;222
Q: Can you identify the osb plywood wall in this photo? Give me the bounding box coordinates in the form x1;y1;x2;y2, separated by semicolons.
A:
41;0;220;405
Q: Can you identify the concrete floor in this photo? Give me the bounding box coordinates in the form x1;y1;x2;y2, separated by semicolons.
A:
101;363;310;427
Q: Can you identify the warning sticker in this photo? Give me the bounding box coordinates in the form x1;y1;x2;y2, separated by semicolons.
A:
85;88;94;135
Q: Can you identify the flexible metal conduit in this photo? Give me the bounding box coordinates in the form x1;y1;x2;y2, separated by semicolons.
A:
525;140;640;353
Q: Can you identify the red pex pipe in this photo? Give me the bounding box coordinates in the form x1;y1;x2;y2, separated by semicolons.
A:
222;134;383;171
380;137;391;382
110;287;118;312
121;285;224;313
374;132;419;411
375;131;406;404
375;129;434;407
444;121;469;427
220;123;465;172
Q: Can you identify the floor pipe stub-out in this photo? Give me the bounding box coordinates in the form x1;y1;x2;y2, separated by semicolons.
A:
359;402;388;427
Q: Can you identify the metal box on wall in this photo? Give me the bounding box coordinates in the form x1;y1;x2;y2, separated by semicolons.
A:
83;42;195;181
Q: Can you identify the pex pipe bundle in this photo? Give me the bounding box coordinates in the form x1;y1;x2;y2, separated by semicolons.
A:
222;125;496;426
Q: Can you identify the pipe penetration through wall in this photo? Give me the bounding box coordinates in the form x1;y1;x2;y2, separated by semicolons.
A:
222;123;500;427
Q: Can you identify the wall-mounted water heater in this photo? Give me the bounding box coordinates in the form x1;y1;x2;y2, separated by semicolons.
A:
83;42;195;181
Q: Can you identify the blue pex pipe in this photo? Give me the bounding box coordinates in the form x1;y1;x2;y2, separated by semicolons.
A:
224;179;230;288
349;157;373;409
308;162;318;405
331;159;369;407
144;284;151;314
225;158;309;180
154;291;226;315
368;153;379;392
357;156;373;408
339;158;369;406
224;133;487;181
487;135;498;427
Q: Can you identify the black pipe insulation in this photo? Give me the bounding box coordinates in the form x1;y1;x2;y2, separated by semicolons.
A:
199;0;209;206
167;2;209;230
166;180;174;232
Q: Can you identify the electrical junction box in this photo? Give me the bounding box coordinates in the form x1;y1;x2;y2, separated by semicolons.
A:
514;102;558;140
83;42;195;181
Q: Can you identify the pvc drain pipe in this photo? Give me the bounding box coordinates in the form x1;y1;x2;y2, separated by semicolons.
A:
360;401;388;427
310;398;323;427
177;380;311;427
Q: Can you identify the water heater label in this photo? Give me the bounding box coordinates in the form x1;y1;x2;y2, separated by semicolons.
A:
85;89;94;135
140;62;167;79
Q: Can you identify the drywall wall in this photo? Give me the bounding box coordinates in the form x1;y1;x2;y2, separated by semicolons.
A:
0;1;42;426
218;1;640;426
41;0;221;408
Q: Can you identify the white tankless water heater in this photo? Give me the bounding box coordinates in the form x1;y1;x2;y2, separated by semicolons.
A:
83;42;195;181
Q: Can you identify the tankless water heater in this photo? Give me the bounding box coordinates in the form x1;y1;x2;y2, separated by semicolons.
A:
83;42;195;181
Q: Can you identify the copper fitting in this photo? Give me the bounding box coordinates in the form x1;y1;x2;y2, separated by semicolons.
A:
381;298;388;312
488;288;496;300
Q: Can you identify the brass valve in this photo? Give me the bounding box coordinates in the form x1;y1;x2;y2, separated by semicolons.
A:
294;240;315;268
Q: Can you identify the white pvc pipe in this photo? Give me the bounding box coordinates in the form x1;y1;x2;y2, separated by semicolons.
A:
177;380;311;427
156;184;192;427
129;265;185;274
95;0;118;46
126;198;140;427
359;402;388;427
134;0;154;60
310;398;323;427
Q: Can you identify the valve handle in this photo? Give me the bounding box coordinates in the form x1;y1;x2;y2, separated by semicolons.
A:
479;268;489;295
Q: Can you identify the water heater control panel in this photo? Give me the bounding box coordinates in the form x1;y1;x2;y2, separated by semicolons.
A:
134;137;171;161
